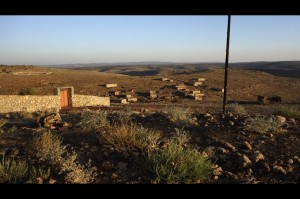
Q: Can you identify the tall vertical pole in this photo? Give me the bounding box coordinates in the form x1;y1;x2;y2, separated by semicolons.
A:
223;15;231;114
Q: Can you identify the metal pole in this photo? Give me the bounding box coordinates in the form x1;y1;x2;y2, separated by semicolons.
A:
223;15;231;114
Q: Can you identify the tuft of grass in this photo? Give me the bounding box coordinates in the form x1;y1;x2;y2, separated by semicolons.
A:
172;128;190;147
244;115;282;134
60;152;97;184
273;105;300;118
0;156;28;183
107;108;133;125
26;166;51;184
227;104;247;115
98;123;161;152
143;141;212;184
28;130;66;166
19;87;35;95
165;106;196;127
77;110;109;132
0;118;8;128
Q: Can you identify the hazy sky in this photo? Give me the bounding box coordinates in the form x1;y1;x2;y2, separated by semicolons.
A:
0;16;299;65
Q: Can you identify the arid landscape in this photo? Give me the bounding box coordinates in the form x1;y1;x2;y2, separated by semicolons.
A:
0;63;300;184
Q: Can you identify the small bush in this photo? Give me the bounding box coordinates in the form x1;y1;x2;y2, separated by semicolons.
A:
0;156;28;183
227;104;247;115
99;123;161;152
6;125;17;134
60;152;97;184
107;109;133;125
27;166;51;184
165;107;196;127
28;131;66;166
143;141;212;184
172;128;190;147
19;87;35;95
244;115;282;134
0;118;8;128
77;110;108;131
273;105;300;118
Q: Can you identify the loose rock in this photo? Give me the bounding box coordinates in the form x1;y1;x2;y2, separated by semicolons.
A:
250;151;265;163
276;116;286;125
117;162;128;170
224;142;236;151
273;165;287;175
241;141;252;150
237;153;252;168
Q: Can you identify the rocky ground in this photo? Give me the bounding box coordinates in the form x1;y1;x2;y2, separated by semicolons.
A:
0;105;299;184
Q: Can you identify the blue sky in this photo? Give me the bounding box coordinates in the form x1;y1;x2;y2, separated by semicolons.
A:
0;16;299;65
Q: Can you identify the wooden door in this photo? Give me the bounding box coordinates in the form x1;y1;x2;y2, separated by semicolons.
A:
60;90;69;107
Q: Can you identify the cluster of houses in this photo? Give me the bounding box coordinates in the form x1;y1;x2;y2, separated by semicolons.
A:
105;77;207;104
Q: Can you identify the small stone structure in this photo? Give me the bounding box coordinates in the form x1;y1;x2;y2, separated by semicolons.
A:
161;77;173;82
127;97;138;102
106;84;118;88
257;95;282;105
109;91;121;96
192;81;203;86
148;90;158;99
175;84;186;90
111;98;128;104
190;78;205;87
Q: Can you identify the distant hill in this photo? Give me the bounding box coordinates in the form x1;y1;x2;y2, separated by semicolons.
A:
45;61;300;78
228;61;300;78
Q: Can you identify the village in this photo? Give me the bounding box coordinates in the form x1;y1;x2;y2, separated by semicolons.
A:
106;77;223;104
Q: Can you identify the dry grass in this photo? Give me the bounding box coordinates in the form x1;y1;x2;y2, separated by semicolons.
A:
273;105;300;118
244;115;282;134
27;130;66;166
98;122;161;152
26;166;51;184
77;110;109;132
165;106;196;127
27;129;97;183
227;104;247;115
60;152;97;184
172;128;190;147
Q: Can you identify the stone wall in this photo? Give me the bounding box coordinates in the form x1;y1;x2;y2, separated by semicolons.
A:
72;95;110;107
0;94;110;113
0;95;60;113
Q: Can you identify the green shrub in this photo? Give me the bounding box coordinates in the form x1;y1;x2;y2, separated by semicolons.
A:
19;87;35;95
143;141;212;184
273;105;300;118
227;104;247;115
0;156;28;183
77;110;108;131
98;123;161;152
28;131;66;166
244;115;282;134
165;107;196;127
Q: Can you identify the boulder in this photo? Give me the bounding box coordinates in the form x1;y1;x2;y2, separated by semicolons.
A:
276;116;286;125
39;113;62;129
